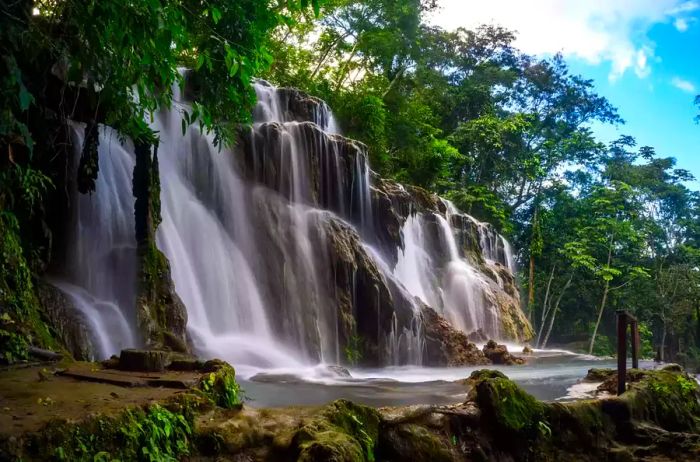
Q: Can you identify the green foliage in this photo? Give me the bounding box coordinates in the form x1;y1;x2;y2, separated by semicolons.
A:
34;403;193;461
0;212;56;363
638;323;655;358
590;334;614;357
199;363;242;409
0;321;29;364
344;333;363;365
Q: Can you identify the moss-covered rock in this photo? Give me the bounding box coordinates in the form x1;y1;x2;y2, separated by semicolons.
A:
35;281;95;361
292;399;381;462
133;143;189;354
0;214;59;364
471;369;546;438
198;360;243;409
378;423;453;462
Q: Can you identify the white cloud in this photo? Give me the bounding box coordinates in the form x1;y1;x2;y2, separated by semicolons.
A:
671;77;697;93
674;17;689;31
429;0;699;81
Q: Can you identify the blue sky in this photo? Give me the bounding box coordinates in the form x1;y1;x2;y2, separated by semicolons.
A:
431;0;700;189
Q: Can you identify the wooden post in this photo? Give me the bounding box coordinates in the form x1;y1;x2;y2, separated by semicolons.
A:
616;310;628;396
630;320;640;369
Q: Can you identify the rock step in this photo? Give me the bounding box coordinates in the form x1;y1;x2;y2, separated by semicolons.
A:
57;369;198;389
58;370;147;387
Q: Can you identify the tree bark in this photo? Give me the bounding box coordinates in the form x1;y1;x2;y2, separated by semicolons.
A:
660;324;667;362
536;264;556;347
588;279;610;355
542;272;573;348
527;208;538;320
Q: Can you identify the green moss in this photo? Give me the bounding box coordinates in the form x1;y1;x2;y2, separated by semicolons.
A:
294;399;381;462
198;361;243;409
471;370;546;439
0;213;58;363
136;242;170;342
21;401;193;461
585;368;615;382
380;424;453;462
624;369;700;431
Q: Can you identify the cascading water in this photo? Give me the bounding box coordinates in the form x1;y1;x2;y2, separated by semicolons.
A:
391;209;501;339
52;123;139;359
54;79;522;369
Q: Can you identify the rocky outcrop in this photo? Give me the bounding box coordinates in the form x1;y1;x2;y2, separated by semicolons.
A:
133;143;189;353
421;305;490;366
482;340;525;365
237;120;371;226
232;86;533;362
35;281;95;361
321;216;397;365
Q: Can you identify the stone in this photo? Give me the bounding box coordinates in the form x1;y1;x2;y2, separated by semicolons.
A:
522;345;533;355
168;358;205;372
421;305;490;366
101;355;120;370
467;328;489;344
660;363;683;373
482;340;525;365
35;281;95;361
118;349;169;372
27;347;62;362
325;365;352;378
584;368;615;382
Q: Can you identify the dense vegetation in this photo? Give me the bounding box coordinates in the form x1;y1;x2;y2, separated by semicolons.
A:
1;0;699;365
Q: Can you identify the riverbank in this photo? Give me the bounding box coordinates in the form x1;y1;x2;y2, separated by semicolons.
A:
1;356;699;461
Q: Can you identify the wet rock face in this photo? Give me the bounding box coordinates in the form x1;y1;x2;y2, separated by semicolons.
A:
321;216;397;366
35;281;95;361
421;305;490;366
237;121;370;226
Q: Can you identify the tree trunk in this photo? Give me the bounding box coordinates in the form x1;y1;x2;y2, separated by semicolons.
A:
660;324;667;362
528;255;536;317
536;265;556;347
527;208;538;320
542;273;573;348
335;41;360;91
588;280;610;355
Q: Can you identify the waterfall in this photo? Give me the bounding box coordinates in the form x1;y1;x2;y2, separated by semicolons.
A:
391;210;501;339
53;80;521;366
53;123;139;358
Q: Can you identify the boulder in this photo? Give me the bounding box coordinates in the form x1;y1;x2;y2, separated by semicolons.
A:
421;306;490;366
482;340;525;365
118;349;169;372
35;281;95;361
467;328;489;344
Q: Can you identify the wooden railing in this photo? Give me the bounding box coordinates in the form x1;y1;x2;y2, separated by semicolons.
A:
616;309;640;395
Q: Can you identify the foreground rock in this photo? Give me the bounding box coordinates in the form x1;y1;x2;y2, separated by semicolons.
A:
3;363;699;461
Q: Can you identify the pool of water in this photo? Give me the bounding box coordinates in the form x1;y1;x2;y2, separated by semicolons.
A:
235;348;653;408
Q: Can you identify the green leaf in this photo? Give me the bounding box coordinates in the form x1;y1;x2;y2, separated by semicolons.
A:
195;53;205;71
211;7;222;24
18;83;33;111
